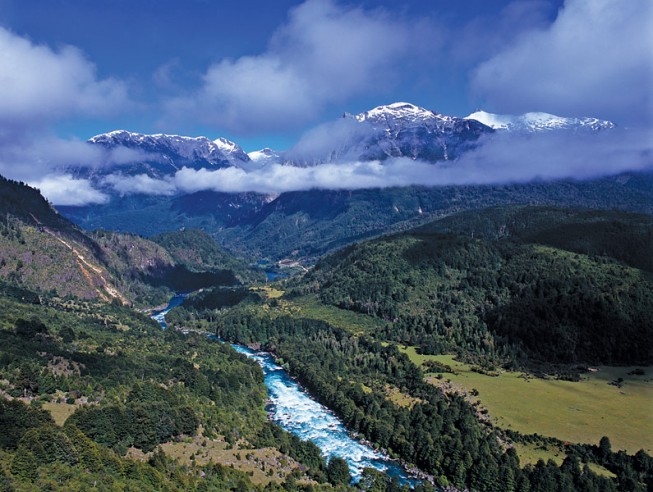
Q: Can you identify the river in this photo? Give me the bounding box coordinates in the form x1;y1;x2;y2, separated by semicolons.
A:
151;294;417;486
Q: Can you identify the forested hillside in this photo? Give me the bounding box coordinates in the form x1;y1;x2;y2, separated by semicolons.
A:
0;177;252;306
152;228;264;283
292;207;653;368
60;171;653;260
0;282;359;491
163;302;653;491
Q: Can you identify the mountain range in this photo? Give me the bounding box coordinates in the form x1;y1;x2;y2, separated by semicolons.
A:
74;102;617;183
52;102;653;262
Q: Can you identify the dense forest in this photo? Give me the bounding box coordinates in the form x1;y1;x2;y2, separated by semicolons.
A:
290;208;653;369
0;282;396;490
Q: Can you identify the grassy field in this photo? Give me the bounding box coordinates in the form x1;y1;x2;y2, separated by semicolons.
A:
512;442;615;477
42;401;78;426
286;295;385;335
399;347;653;454
128;434;308;486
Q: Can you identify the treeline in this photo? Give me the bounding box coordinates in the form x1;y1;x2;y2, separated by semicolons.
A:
215;309;652;490
293;230;653;368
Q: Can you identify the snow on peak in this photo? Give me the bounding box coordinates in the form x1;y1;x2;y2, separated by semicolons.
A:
248;148;278;160
355;102;443;123
465;111;615;132
213;137;238;153
245;148;282;170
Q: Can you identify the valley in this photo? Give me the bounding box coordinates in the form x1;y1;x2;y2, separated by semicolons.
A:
1;0;651;489
1;173;652;491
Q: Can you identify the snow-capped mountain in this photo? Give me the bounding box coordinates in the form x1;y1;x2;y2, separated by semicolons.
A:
85;130;251;179
465;111;615;133
288;102;492;166
247;148;283;168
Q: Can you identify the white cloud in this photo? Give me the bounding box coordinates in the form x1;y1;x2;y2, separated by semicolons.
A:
164;0;434;133
0;27;129;131
29;174;108;206
0;135;151;184
167;128;653;194
472;0;653;126
103;173;177;196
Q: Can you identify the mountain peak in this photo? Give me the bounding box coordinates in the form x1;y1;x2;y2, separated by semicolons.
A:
355;102;443;123
465;110;615;132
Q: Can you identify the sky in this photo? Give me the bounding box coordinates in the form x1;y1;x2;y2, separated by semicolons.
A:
0;0;652;204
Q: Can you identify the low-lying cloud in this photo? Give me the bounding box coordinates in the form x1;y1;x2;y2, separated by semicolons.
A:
29;174;109;206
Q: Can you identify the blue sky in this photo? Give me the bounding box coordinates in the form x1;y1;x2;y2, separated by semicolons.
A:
0;0;651;205
0;0;583;150
1;0;651;151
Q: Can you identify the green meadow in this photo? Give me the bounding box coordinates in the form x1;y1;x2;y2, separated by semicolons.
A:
400;347;653;455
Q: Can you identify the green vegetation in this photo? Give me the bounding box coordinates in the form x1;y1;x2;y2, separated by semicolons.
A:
3;177;653;491
152;228;264;283
401;349;653;454
0;286;358;491
293;220;653;369
420;205;653;272
206;307;652;491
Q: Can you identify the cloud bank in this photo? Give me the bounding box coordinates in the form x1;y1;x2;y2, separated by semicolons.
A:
29;174;109;206
472;0;653;126
164;0;436;133
81;128;651;203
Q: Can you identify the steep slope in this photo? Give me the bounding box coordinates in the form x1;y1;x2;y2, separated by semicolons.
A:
294;207;653;367
0;176;130;302
0;176;247;305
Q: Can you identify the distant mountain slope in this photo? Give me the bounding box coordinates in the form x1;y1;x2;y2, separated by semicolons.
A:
295;206;653;366
60;171;653;261
87;130;250;176
289;102;492;165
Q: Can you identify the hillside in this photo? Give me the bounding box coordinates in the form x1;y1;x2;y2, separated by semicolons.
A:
60;171;653;260
293;206;653;367
152;228;264;283
0;282;339;490
0;176;251;306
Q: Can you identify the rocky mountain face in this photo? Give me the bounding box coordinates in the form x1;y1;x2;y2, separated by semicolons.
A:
76;130;251;182
288;102;493;165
